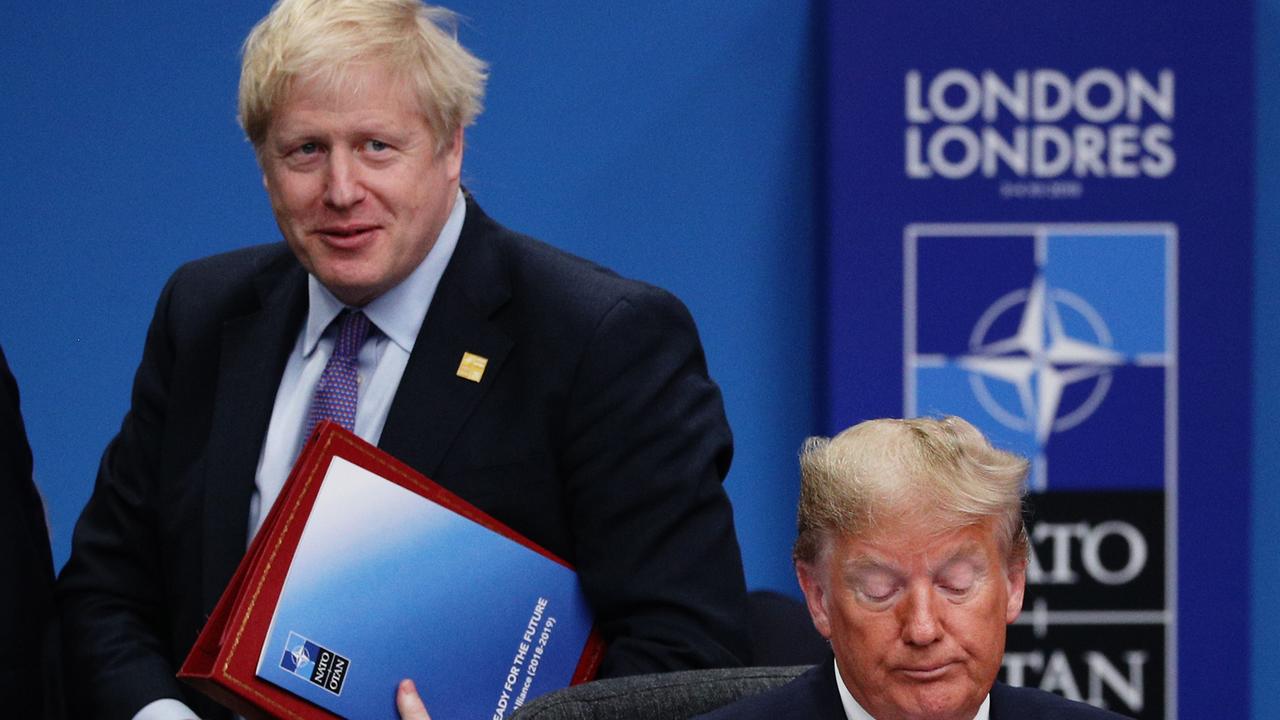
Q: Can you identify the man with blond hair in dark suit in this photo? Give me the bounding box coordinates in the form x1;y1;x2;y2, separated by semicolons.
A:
58;2;749;718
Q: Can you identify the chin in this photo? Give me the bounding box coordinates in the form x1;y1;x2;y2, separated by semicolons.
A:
902;690;976;720
315;278;376;306
314;263;385;297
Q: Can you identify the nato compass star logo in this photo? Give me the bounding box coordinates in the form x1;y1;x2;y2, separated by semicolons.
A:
280;632;317;679
961;275;1123;474
904;224;1176;492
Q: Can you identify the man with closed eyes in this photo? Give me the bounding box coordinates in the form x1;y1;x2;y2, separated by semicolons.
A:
696;416;1133;720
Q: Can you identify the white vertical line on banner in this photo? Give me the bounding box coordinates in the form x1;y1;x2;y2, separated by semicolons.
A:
903;226;919;417
1165;224;1179;720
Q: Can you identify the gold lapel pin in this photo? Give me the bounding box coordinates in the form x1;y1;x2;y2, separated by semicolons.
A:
456;352;489;383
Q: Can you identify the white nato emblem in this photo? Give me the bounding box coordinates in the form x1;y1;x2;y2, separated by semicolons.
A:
961;274;1123;444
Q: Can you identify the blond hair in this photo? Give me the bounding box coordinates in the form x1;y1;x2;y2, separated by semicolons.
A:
238;0;488;154
793;416;1029;566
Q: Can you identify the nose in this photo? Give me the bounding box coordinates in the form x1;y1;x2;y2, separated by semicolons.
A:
899;585;943;646
322;149;366;209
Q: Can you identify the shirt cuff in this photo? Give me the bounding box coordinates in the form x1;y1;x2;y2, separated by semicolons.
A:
131;698;201;720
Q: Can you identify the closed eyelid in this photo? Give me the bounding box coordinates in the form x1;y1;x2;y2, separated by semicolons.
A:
843;562;905;595
855;581;901;604
934;558;986;593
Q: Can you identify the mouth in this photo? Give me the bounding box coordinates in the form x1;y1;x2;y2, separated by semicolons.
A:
896;663;956;681
314;224;381;247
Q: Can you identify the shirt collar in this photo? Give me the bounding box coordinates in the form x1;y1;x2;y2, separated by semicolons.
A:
832;657;991;720
303;187;466;356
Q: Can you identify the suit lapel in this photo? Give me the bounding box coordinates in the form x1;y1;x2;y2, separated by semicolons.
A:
201;258;308;612
987;682;1016;720
379;198;513;478
814;657;848;719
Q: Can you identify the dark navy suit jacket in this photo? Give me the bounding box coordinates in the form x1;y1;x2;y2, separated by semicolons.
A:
695;655;1135;719
58;195;750;719
1;347;57;717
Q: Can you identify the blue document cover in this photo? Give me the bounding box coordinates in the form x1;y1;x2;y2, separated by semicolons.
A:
253;454;596;719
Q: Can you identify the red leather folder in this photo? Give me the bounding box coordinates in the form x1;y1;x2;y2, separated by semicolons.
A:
178;421;604;719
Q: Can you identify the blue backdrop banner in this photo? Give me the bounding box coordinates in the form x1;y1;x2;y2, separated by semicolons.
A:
824;3;1252;718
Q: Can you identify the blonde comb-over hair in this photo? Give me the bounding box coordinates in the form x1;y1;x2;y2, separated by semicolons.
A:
793;416;1030;567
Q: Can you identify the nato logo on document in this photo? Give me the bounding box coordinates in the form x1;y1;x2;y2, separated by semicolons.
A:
904;223;1176;493
280;631;351;696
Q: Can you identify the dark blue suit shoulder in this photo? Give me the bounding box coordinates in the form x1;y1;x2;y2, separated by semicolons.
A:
499;229;670;295
156;243;301;336
991;683;1136;719
171;242;291;281
484;228;696;339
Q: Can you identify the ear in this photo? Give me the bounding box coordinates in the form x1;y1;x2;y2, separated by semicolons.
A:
443;126;464;180
1004;557;1027;624
796;561;833;640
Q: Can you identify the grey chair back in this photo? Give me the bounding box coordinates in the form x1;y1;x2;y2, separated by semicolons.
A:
511;665;811;720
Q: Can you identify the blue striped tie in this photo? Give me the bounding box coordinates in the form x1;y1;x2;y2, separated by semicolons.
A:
304;310;372;438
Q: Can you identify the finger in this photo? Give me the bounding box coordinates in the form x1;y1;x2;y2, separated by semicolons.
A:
396;678;431;720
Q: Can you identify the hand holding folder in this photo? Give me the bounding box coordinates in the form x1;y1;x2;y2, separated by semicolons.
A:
395;679;431;720
179;421;603;719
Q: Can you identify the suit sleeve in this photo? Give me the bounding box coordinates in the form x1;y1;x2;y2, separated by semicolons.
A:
57;271;193;719
560;286;749;675
0;346;57;716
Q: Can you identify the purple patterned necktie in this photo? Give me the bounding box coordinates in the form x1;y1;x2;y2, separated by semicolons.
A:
304;310;372;438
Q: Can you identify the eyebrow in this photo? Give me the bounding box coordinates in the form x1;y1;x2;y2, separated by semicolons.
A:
929;542;986;573
842;557;903;577
271;119;410;140
842;540;987;576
